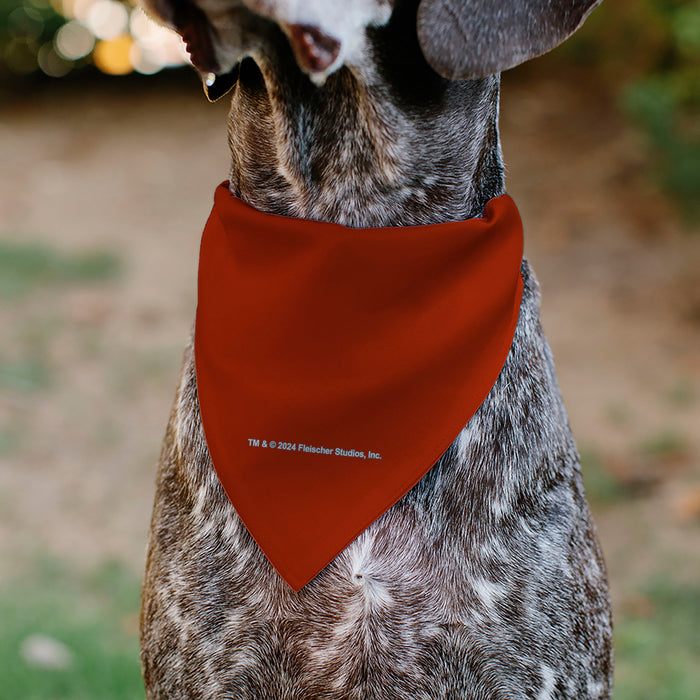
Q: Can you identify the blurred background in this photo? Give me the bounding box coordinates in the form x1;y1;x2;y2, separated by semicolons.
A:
0;0;698;697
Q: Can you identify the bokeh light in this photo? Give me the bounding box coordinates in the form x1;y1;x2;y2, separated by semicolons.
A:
37;40;72;76
55;21;94;60
1;0;190;79
4;35;39;74
9;5;44;39
92;33;132;74
85;0;128;41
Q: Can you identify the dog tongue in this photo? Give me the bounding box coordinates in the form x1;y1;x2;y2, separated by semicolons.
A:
287;24;341;74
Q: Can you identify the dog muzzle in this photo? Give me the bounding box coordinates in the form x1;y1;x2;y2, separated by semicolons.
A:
195;183;524;590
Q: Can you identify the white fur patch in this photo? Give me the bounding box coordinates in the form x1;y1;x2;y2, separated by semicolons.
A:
472;577;506;612
537;664;556;700
244;0;392;76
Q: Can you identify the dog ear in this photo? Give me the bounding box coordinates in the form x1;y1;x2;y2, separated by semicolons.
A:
416;0;603;80
140;0;237;100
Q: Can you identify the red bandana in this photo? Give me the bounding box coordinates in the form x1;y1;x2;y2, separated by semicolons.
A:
195;183;524;590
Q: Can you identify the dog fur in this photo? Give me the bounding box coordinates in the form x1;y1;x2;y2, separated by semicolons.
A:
138;1;614;697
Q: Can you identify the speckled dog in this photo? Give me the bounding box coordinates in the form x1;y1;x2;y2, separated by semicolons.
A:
138;0;613;697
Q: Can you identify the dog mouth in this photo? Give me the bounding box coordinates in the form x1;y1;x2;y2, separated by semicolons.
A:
169;0;345;100
201;20;341;100
284;23;341;76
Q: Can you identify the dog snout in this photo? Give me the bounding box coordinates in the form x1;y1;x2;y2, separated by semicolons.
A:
240;0;391;78
287;24;341;73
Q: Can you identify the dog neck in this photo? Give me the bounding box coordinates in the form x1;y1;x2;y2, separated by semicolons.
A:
225;9;505;228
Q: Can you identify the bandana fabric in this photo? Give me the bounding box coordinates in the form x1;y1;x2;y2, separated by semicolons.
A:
195;183;524;591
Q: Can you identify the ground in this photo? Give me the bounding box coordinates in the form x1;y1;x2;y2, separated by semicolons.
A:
0;67;698;698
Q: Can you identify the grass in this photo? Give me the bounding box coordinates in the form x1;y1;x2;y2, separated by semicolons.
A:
0;558;144;700
0;238;122;398
604;401;633;427
580;448;627;504
0;412;23;454
0;428;17;454
0;356;50;393
0;239;121;299
614;579;700;700
639;430;690;462
0;557;698;698
580;428;692;506
665;380;696;408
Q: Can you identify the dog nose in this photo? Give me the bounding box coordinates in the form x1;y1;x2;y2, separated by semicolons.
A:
287;24;341;73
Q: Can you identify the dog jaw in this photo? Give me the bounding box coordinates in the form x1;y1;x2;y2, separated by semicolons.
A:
139;0;393;85
284;23;341;84
242;0;393;79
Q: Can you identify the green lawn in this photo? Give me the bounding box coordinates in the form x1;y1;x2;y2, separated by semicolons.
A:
614;579;700;700
1;557;698;699
0;240;121;300
0;559;144;700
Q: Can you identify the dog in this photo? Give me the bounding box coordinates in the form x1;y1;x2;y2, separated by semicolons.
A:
138;0;614;697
